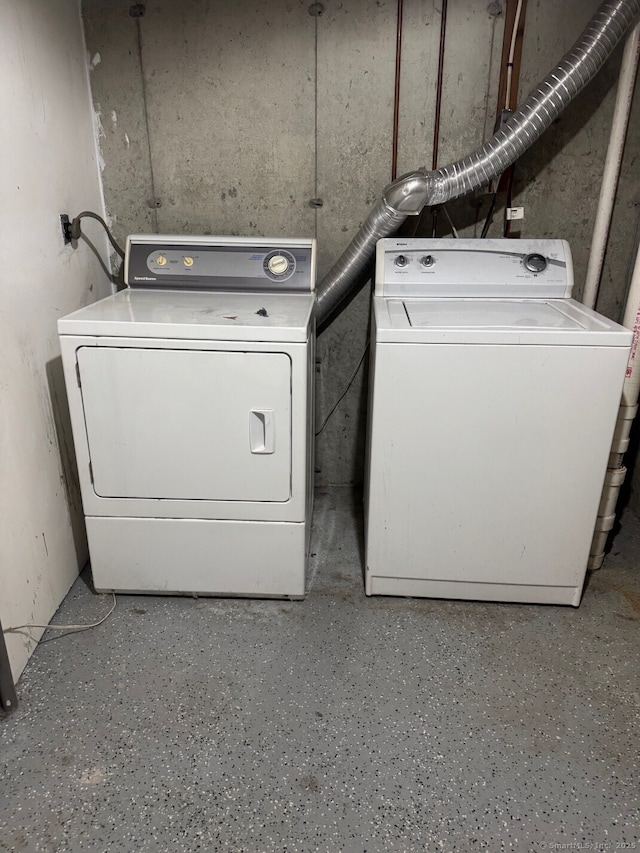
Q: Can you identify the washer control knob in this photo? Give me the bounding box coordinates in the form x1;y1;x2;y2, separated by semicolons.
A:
268;254;290;276
420;255;435;268
156;254;168;266
524;253;547;273
395;254;409;267
183;256;194;268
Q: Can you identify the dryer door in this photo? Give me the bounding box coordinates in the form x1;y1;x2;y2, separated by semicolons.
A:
77;346;291;502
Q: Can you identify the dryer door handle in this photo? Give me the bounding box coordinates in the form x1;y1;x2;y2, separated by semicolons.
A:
249;410;275;454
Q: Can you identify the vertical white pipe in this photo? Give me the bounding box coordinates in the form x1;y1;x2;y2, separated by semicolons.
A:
504;0;524;110
583;23;640;310
589;239;640;570
621;239;640;401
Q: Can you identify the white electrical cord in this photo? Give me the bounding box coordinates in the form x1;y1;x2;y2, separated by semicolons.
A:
4;593;117;634
505;0;524;109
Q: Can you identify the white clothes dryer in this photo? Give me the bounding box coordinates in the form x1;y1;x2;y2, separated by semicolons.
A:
365;238;631;606
59;235;316;598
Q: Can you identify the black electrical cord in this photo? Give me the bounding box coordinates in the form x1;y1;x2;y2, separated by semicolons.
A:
315;342;370;437
480;191;498;238
442;204;459;238
69;211;125;259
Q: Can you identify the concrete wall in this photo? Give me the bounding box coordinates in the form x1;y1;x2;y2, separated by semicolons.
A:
0;0;111;679
81;0;640;488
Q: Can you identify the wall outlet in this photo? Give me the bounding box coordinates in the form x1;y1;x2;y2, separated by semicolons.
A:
506;206;524;221
60;213;72;244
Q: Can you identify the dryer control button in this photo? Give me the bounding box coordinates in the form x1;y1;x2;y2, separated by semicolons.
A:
420;255;435;268
263;250;295;280
395;255;409;267
524;253;547;273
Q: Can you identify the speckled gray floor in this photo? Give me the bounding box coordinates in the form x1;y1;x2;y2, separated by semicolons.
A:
1;489;639;853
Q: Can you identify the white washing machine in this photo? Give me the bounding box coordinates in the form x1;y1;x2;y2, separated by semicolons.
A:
59;235;316;598
365;238;632;606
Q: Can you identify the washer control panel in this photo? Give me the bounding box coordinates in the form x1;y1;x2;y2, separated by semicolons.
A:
125;235;316;292
376;238;572;298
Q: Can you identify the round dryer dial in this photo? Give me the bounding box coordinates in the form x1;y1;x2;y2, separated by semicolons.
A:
268;255;289;275
264;250;296;281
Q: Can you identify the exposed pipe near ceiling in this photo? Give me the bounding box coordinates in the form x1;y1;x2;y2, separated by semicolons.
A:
430;0;448;237
501;0;527;239
504;0;525;110
431;0;448;172
483;0;527;240
391;0;403;181
407;0;448;240
316;0;640;331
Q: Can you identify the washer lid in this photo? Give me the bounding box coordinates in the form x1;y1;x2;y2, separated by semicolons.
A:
407;300;579;329
375;298;632;346
58;289;314;342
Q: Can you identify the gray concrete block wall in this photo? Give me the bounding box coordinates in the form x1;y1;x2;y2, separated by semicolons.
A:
315;0;398;485
83;2;155;240
81;0;640;492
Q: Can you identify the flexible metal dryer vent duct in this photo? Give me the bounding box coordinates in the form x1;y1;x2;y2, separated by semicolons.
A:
316;0;640;329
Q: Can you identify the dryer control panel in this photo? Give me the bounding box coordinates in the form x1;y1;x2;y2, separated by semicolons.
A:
125;235;316;292
376;238;573;298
